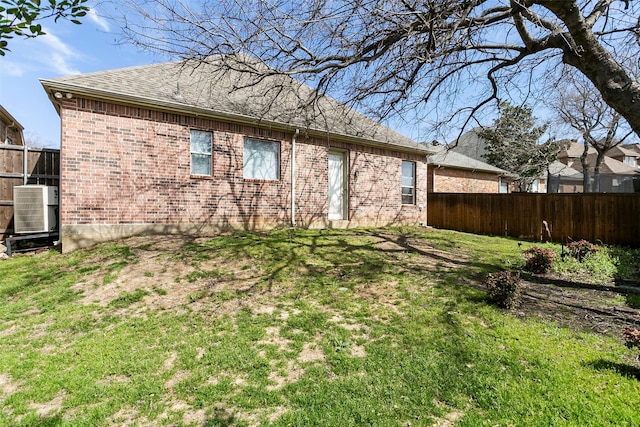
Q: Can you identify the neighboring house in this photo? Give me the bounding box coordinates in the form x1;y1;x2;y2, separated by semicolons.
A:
557;141;640;192
448;129;547;193
41;58;432;252
426;143;512;193
608;143;640;169
546;160;583;193
0;104;25;146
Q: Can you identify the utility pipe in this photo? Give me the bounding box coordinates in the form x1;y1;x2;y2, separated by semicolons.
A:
23;142;28;185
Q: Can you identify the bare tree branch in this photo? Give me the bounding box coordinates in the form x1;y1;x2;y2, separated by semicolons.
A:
104;0;640;139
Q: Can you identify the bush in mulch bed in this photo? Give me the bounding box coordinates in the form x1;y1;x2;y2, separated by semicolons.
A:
523;247;555;274
567;239;600;262
623;327;640;360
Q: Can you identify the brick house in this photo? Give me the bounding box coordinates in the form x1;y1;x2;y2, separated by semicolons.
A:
426;144;511;193
40;58;432;252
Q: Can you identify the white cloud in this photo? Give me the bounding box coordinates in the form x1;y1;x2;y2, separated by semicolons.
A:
88;8;111;32
1;60;27;77
49;53;82;76
37;31;81;75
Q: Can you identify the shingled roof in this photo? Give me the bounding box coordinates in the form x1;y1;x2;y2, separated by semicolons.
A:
40;57;430;155
427;144;509;174
568;153;640;175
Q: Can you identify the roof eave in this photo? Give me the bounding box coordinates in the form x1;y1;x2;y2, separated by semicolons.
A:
40;79;431;157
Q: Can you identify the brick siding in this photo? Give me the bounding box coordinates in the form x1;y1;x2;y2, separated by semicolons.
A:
58;97;426;248
428;166;502;193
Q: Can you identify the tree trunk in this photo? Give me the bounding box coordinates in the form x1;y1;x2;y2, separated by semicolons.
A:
540;1;640;137
580;141;590;193
593;151;606;192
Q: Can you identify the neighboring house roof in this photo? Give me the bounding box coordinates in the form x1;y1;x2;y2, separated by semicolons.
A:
427;144;509;174
569;153;640;176
447;129;488;161
40;57;431;155
547;160;583;180
609;144;640;158
557;141;595;159
0;104;25;146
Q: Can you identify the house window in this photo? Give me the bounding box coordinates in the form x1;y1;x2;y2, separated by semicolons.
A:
624;156;635;167
401;160;416;205
190;130;212;175
499;179;508;193
243;138;280;180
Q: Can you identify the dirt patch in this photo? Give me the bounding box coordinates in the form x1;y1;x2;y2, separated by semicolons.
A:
29;390;67;418
71;235;269;312
298;342;325;363
0;373;21;399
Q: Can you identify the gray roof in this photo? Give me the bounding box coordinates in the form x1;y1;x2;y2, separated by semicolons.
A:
547;160;583;180
568;154;640;176
427;145;509;174
40;57;430;154
609;144;640;158
447;129;488;161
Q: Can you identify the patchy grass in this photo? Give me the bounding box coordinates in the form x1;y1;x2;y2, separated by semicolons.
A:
0;227;638;426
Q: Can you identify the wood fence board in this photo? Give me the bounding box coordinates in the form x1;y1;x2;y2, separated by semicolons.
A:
0;177;23;202
428;193;640;247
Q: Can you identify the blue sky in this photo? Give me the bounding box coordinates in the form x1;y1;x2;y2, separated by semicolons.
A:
0;7;160;148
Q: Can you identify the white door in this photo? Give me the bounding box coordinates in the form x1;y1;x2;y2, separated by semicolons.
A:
328;152;346;220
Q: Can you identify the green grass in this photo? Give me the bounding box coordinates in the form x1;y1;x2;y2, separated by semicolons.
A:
0;227;638;426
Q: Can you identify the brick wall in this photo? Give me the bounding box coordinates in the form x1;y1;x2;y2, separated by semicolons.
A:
59;97;426;250
428;166;502;193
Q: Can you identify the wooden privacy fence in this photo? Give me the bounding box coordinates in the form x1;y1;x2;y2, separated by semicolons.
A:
1;145;60;239
427;193;640;248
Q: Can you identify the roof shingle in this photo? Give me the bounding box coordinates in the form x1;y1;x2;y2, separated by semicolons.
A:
41;58;430;154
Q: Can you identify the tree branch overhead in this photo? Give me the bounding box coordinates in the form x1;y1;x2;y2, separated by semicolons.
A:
109;0;640;138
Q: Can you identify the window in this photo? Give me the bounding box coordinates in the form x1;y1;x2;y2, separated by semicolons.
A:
499;179;508;193
624;156;635;167
243;138;280;180
190;130;212;175
401;161;416;205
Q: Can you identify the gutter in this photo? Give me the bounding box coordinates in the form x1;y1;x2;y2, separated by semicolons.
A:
291;128;299;227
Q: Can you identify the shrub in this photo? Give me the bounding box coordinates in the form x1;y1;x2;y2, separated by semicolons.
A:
484;270;521;309
523;247;555;274
623;327;640;360
567;239;600;262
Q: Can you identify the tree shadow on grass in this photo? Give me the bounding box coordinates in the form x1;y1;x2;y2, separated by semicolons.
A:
586;359;640;381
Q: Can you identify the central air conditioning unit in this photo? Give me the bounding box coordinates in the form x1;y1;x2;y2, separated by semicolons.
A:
13;185;59;234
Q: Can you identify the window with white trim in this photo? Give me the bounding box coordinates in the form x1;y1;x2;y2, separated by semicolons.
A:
401;160;416;205
190;130;212;175
243;138;280;180
624;156;635;167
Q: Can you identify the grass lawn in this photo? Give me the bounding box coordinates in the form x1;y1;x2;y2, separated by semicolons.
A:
0;227;639;426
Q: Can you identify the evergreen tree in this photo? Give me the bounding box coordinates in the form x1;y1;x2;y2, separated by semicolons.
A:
479;102;559;192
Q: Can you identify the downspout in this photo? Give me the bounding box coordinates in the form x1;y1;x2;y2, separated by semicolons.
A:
291;128;299;227
23;142;28;185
